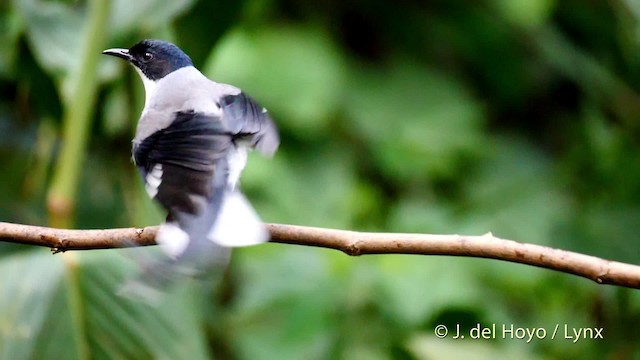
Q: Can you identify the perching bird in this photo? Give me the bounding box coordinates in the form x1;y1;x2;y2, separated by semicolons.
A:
103;40;278;285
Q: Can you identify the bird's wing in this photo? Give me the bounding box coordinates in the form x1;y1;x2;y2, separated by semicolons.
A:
219;91;279;155
132;109;268;260
133;110;231;215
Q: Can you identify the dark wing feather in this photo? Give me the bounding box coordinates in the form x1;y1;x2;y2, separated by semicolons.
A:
220;92;279;155
133;111;232;215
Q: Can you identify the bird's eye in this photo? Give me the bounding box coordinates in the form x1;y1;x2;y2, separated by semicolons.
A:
142;52;154;61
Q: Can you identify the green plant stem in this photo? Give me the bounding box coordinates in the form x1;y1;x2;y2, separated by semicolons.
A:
63;252;90;360
47;0;111;229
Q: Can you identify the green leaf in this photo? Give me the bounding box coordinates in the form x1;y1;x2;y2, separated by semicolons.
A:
389;196;457;234
374;256;482;327
0;251;69;359
460;136;569;245
407;335;536;360
204;26;347;137
491;0;556;28
109;0;195;36
242;149;360;229
0;250;211;360
15;0;85;78
229;245;337;359
0;4;23;78
346;60;485;182
16;0;195;83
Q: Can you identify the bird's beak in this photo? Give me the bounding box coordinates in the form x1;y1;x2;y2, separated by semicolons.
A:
102;48;132;61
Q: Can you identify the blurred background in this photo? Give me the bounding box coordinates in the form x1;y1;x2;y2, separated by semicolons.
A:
1;0;639;358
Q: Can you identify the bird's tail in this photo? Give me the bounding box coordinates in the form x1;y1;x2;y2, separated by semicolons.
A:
119;190;267;303
206;190;270;247
118;236;231;304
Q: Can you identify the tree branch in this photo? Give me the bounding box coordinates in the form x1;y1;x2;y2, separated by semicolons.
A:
0;221;638;289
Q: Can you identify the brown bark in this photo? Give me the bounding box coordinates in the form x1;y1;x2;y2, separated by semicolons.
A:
0;222;638;289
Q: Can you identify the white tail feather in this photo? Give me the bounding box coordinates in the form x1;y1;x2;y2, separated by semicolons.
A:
156;222;190;258
208;191;269;247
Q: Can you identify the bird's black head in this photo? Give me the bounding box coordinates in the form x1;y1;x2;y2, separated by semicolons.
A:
102;39;193;81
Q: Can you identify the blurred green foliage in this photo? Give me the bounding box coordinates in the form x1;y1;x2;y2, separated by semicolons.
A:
0;0;639;359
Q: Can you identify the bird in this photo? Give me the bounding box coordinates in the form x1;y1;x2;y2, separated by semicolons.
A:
102;40;279;287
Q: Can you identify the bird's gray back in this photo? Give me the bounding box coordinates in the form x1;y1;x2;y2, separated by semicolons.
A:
134;66;240;145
